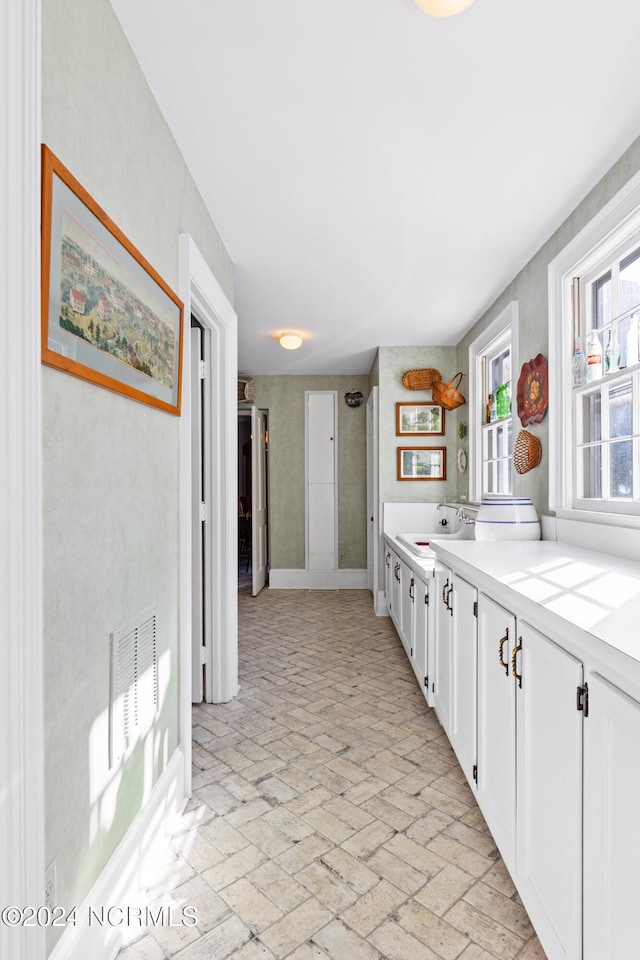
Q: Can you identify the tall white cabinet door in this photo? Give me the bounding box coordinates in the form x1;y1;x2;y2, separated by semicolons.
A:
449;575;478;789
384;545;393;617
583;673;640;960
433;563;453;735
477;594;516;874
399;558;414;657
306;391;337;570
413;576;429;698
516;622;583;960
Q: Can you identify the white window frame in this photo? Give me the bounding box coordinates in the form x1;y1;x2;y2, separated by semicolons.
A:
549;168;640;527
468;301;519;504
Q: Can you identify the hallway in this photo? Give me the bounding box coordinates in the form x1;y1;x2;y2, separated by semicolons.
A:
119;589;546;960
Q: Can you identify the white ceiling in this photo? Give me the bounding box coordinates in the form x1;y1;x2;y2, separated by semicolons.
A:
110;0;640;376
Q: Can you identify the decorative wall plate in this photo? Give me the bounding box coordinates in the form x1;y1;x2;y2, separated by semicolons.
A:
516;353;548;426
457;449;467;473
344;390;363;407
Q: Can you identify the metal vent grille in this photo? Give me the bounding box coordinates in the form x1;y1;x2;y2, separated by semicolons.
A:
110;605;158;766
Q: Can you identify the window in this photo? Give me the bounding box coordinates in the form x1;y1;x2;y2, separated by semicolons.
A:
574;243;640;511
469;302;518;503
549;170;640;524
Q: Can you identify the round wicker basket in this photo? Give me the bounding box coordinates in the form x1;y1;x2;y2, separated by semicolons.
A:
514;429;542;474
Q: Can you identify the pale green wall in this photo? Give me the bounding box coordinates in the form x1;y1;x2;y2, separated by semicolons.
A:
456;135;640;516
41;0;233;947
249;375;371;569
378;346;460;504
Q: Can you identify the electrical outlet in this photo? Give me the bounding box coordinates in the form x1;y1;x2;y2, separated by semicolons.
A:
44;861;56;910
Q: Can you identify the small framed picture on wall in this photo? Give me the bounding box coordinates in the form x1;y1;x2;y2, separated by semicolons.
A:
397;446;446;481
396;402;445;436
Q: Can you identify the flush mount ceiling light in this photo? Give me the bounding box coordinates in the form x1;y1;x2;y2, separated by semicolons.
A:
279;333;303;350
415;0;475;16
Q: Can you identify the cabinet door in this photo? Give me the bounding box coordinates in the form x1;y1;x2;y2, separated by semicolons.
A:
412;576;429;699
449;575;478;789
477;594;516;874
433;563;453;735
399;558;414;657
583;672;640;960
384;546;393;617
516;622;583;960
390;549;401;632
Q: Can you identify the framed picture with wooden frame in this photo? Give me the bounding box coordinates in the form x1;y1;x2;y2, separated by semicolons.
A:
396;401;445;436
397;446;446;481
41;145;184;415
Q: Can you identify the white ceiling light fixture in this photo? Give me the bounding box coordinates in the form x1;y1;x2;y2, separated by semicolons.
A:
279;333;303;350
414;0;475;16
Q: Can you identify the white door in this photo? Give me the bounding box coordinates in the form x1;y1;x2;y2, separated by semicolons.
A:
583;672;640;960
477;594;516;873
306;391;337;570
366;387;379;600
516;622;583;960
191;323;205;702
449;575;478;788
251;406;268;596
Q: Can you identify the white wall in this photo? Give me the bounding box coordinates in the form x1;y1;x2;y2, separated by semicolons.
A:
41;0;233;949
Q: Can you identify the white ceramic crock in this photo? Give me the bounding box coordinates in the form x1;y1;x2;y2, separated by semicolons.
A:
474;496;541;541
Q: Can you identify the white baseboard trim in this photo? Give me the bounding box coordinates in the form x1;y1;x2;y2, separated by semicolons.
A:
269;568;368;590
48;748;187;960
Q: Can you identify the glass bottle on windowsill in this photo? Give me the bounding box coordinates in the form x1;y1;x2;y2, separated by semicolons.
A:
586;329;602;382
572;337;586;387
605;325;620;375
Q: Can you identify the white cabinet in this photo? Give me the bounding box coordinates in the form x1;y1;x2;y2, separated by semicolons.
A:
390;548;402;631
383;537;432;706
384;546;393;618
432;541;640;960
583;672;640;960
515;622;583;960
412;574;429;702
433;562;453;735
305;391;337;570
477;594;517;873
398;557;414;657
449;574;478;789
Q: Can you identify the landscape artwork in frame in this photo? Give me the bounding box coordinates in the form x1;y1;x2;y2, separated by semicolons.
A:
396;402;445;436
397;446;446;481
41;145;184;415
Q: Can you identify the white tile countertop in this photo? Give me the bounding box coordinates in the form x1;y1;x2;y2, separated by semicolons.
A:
430;539;640;679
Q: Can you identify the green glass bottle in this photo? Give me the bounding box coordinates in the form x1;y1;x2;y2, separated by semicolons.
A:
496;382;511;419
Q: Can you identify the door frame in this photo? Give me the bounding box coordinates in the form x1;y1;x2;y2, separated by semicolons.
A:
251;406;269;596
1;1;46;957
179;235;238;796
366;386;381;612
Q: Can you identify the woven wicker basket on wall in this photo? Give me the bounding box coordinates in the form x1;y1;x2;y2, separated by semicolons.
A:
401;368;442;391
514;429;542;474
431;372;466;411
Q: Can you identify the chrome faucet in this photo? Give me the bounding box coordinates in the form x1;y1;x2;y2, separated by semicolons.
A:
456;506;475;525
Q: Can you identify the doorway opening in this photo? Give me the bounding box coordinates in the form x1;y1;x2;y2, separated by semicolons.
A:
238;407;269;595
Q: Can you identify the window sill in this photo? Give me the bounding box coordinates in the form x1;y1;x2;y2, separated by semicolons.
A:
555;507;640;530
